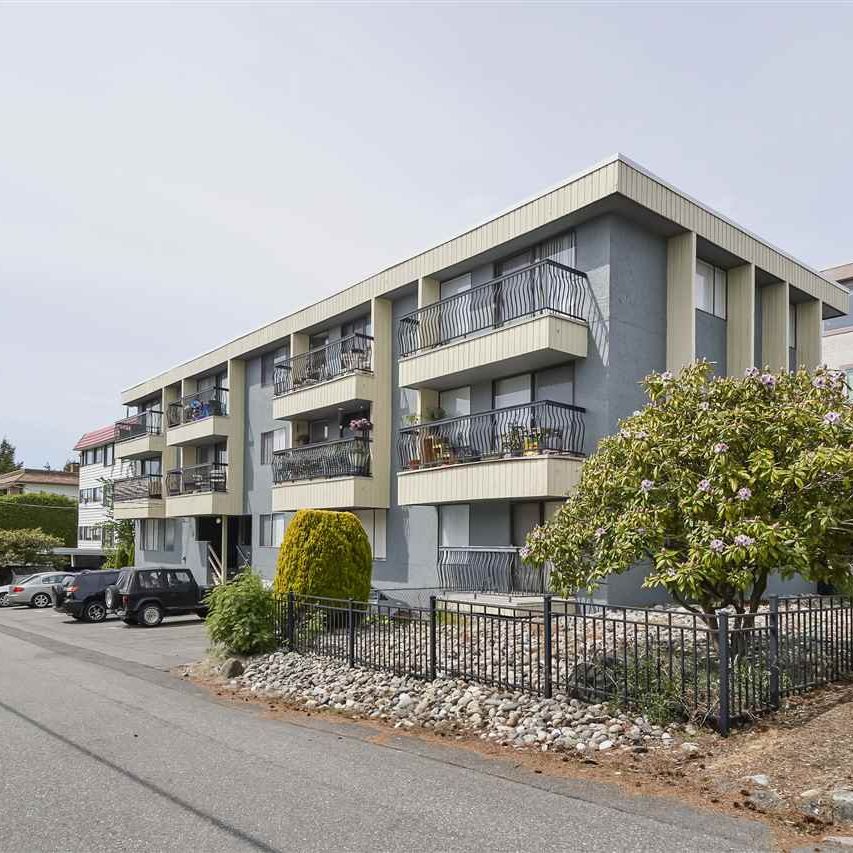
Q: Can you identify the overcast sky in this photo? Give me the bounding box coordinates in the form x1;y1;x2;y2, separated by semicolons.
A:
1;3;851;467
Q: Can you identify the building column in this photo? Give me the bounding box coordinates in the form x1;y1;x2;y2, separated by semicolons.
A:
760;281;789;371
290;332;309;358
370;297;392;509
796;298;822;370
726;263;755;376
666;231;696;372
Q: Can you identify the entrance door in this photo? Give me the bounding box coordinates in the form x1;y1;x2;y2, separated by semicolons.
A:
196;516;222;584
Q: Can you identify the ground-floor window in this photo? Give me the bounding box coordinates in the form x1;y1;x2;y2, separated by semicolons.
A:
139;519;176;552
353;510;386;560
259;512;290;548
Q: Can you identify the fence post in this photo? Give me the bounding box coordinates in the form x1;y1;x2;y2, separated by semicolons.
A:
768;595;780;709
429;595;437;681
543;593;553;699
347;598;355;667
717;610;730;735
286;591;295;651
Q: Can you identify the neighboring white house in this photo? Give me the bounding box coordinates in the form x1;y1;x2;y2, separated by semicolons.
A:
822;262;853;391
73;425;134;563
0;467;79;499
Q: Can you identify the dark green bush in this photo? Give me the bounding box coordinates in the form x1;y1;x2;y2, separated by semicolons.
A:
274;509;372;601
205;570;276;655
0;492;77;546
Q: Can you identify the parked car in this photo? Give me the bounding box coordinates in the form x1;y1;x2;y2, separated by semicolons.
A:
55;570;120;623
5;572;76;608
0;574;38;607
104;567;210;627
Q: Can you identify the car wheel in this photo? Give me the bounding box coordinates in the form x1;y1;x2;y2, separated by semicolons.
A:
139;603;164;627
85;601;107;623
0;592;7;607
104;587;116;610
31;592;51;608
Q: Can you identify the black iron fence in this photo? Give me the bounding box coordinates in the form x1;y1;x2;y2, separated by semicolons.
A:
398;400;585;469
272;592;853;733
112;474;163;501
167;387;228;427
165;462;227;496
115;410;162;442
272;437;371;483
438;547;551;594
398;260;590;357
273;333;373;396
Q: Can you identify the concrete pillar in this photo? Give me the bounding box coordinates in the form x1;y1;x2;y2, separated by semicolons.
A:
726;263;756;377
666;231;696;372
290;332;309;358
418;276;440;308
760;281;789;371
225;358;245;516
796;299;822;370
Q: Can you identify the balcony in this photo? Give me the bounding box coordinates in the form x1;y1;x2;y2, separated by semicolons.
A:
398;260;590;390
397;400;585;505
114;410;164;459
166;387;229;446
272;334;375;420
438;547;551;595
271;437;383;511
164;462;230;517
111;474;164;520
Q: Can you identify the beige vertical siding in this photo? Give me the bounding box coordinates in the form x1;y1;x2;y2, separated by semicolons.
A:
726;263;756;376
761;282;790;371
796;299;823;369
370;297;392;509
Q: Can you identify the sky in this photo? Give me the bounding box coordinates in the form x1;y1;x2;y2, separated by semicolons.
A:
1;2;851;468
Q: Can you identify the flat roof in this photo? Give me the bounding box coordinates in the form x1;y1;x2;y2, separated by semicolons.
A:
122;154;848;401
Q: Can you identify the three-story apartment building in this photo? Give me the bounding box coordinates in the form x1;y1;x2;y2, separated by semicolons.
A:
114;155;848;602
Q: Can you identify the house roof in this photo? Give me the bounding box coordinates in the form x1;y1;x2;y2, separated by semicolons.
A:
73;424;117;451
822;262;853;287
0;468;78;488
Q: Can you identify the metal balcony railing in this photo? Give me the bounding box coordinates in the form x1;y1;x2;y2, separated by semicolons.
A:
167;387;228;428
398;260;590;357
438;547;551;595
115;410;163;442
397;400;585;469
273;333;374;396
112;474;163;502
272;437;371;483
165;462;227;496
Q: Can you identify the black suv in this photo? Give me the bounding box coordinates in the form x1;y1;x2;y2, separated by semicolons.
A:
55;569;120;622
105;567;209;627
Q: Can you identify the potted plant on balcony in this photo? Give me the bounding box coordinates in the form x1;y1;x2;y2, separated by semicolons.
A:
501;424;526;457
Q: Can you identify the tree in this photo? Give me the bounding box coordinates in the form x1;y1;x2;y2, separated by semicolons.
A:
0;438;20;475
523;361;853;624
0;528;64;566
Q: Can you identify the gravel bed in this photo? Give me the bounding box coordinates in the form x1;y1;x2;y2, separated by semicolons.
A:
235;651;699;755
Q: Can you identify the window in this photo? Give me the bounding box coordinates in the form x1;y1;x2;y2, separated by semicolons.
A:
789;304;798;348
79;487;104;504
353;510;387;560
141;519;163;551
695;259;727;319
846;368;853;400
494;373;532;410
439;505;469;547
78;526;102;542
260;431;274;465
259;512;289;547
93;446;104;464
104;444;114;466
342;315;372;338
164;518;176;552
438;387;471;420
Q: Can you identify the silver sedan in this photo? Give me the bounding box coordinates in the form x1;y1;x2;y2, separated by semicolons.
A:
5;572;75;608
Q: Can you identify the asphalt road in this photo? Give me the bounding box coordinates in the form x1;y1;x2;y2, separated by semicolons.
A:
0;606;774;852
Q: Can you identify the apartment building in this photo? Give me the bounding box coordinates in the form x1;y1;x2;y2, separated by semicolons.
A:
73;425;134;563
822;262;853;392
114;154;848;603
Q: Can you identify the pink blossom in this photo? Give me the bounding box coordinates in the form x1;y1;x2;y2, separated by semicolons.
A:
734;534;754;547
709;539;725;553
697;479;712;493
736;487;752;501
824;411;841;425
760;373;776;389
640;479;654;493
744;367;760;379
698;401;710;411
813;376;828;389
660;371;673;381
713;442;729;454
594;527;606;539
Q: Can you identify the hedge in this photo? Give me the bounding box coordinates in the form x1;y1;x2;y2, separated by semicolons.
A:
274;509;372;601
0;492;77;547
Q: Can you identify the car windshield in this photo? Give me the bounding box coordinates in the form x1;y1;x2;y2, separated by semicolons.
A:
14;574;36;584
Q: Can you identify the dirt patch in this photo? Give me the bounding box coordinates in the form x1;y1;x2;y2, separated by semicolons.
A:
185;660;853;850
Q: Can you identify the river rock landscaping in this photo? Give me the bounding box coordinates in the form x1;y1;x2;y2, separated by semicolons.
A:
234;650;695;753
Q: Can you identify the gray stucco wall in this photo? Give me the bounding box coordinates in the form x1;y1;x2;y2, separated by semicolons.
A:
695;310;727;376
133;518;206;585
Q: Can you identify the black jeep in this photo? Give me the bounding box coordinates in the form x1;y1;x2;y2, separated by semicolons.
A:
104;567;210;627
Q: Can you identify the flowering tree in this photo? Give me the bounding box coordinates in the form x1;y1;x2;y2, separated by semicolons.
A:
523;361;853;621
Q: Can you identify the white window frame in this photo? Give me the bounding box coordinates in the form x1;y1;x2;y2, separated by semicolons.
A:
695;259;727;320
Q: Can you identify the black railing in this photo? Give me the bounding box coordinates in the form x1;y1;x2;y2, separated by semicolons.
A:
273;593;853;733
273;333;374;396
113;474;163;502
438;547;550;594
272;437;371;483
398;260;590;356
165;462;227;496
397;400;585;469
167;387;228;427
115;410;163;442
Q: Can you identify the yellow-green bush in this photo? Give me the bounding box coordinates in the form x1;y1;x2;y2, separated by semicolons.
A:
274;510;372;601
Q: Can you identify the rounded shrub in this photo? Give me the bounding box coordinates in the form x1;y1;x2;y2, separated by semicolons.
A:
205;570;277;656
274;509;372;601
